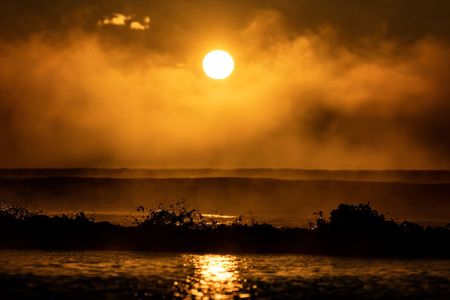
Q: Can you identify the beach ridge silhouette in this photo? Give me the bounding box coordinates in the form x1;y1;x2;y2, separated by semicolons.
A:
1;200;449;257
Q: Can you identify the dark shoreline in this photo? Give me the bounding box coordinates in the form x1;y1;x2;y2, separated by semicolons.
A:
1;202;449;258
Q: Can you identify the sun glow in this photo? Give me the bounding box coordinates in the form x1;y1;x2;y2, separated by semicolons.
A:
177;254;250;298
202;50;235;79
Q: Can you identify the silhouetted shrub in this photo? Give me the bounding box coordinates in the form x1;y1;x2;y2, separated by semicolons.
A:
0;200;39;220
400;221;424;233
315;203;399;234
331;203;384;228
133;202;204;229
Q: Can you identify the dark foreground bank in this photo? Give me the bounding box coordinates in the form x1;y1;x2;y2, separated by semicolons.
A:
1;201;449;257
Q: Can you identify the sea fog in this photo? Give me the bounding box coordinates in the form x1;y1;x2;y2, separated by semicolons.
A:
0;169;449;227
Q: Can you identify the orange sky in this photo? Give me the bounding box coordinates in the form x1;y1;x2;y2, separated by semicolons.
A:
0;1;449;169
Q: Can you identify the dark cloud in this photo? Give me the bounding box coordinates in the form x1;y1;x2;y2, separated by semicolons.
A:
1;1;450;42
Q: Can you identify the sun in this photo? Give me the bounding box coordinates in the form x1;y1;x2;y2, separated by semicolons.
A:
202;50;235;80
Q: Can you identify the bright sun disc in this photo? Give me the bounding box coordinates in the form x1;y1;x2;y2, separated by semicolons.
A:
202;50;235;80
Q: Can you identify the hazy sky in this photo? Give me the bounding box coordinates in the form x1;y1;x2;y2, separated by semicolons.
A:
0;0;449;169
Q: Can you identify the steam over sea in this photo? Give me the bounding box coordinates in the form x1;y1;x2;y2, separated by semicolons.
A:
1;169;450;227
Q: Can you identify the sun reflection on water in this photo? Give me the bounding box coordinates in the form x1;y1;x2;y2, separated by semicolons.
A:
174;254;253;299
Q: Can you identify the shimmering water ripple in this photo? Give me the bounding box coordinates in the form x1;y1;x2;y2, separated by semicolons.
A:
0;250;449;299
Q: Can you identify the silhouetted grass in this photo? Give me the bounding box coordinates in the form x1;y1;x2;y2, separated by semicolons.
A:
0;200;449;257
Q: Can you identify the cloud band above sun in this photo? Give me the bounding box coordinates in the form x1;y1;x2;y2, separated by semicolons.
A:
98;13;150;30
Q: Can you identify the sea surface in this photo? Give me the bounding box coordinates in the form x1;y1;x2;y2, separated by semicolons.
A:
1;169;450;227
1;250;449;299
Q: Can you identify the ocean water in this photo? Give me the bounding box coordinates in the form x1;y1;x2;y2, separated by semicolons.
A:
2;176;450;227
0;250;449;299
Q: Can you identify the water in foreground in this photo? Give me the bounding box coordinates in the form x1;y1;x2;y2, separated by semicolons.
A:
1;250;449;299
